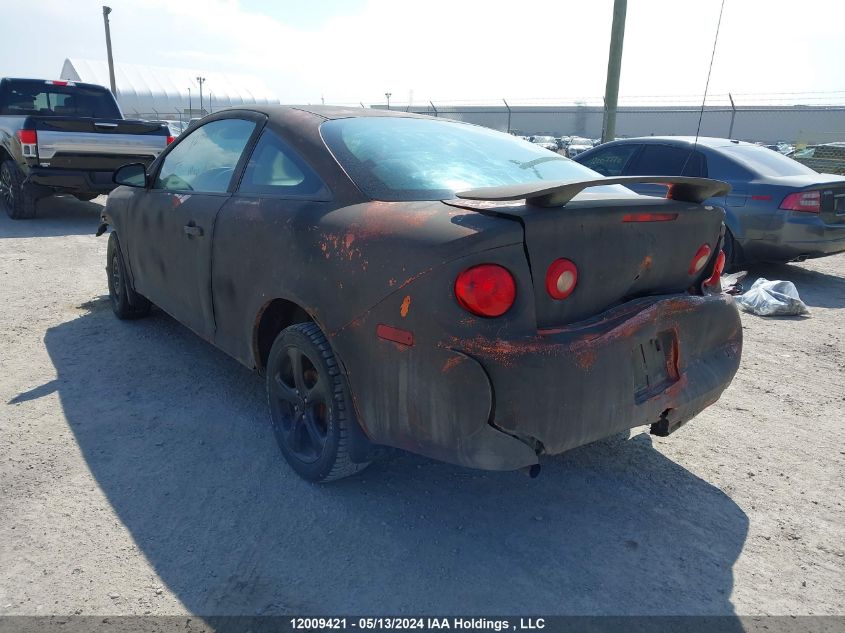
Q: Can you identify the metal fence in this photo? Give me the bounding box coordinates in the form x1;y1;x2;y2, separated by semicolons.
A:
122;93;845;147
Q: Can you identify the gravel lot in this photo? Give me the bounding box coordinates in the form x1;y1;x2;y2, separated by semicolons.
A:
1;196;843;616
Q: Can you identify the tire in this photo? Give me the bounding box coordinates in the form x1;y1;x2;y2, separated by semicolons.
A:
73;192;99;202
107;232;151;319
723;227;742;272
0;160;37;219
266;322;369;482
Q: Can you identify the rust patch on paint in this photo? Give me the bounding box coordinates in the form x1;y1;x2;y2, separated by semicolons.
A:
441;356;466;373
400;295;411;318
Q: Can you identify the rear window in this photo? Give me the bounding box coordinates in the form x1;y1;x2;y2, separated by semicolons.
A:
0;80;121;118
724;144;817;177
321;117;630;201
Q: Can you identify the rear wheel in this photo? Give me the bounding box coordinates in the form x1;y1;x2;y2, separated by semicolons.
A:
266;322;369;482
0;160;37;219
107;232;151;319
723;228;741;272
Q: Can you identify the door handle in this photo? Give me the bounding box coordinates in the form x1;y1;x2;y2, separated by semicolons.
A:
183;224;204;237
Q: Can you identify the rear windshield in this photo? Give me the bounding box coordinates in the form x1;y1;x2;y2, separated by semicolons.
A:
724;144;817;177
0;80;121;118
321;117;629;201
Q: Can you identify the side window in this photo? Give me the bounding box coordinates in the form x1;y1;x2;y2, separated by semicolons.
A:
579;145;638;176
627;145;707;177
155;118;256;193
239;131;328;196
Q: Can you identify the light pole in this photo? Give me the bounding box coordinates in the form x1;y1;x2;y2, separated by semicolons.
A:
601;0;627;143
385;92;392;110
102;6;117;95
188;87;192;114
196;76;206;114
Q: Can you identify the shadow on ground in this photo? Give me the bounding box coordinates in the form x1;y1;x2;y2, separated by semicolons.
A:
744;262;845;309
0;195;103;238
31;298;749;618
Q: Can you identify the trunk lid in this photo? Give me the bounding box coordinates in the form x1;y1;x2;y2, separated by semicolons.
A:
761;174;845;225
445;194;725;328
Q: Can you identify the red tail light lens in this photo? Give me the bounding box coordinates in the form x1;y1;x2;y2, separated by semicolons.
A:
780;190;820;213
689;244;712;275
545;258;578;300
166;135;175;145
454;264;516;317
622;212;678;222
16;130;36;144
705;250;726;287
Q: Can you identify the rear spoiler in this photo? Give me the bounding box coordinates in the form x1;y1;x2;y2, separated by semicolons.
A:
456;176;731;208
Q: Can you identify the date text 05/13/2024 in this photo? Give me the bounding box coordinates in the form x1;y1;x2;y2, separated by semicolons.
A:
289;617;547;631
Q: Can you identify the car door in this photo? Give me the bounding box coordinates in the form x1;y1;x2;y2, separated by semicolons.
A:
124;114;262;338
209;128;334;363
623;144;708;197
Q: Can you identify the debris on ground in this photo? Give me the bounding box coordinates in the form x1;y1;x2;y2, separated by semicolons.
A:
736;278;810;316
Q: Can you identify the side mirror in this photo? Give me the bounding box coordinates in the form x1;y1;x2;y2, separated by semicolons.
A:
114;163;147;187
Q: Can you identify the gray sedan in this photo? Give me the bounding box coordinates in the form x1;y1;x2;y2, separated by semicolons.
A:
574;136;845;269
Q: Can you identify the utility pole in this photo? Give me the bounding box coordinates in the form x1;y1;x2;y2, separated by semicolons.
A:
385;92;392;110
102;6;117;95
196;76;206;114
601;0;627;143
188;87;192;114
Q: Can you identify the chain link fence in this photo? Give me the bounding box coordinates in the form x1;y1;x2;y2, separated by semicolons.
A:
122;93;845;149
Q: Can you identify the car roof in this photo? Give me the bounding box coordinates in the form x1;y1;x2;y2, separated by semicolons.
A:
231;104;435;123
604;136;757;148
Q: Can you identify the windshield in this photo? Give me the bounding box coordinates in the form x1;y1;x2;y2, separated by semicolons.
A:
725;144;817;177
321;117;627;201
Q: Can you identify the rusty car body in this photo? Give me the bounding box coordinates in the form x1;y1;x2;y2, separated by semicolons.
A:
101;106;743;481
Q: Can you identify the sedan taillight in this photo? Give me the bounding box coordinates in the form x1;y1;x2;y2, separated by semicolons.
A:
545;258;578;300
454;264;516;318
780;190;820;213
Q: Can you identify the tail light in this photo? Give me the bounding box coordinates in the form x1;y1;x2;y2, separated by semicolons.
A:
688;244;712;275
545;258;578;300
166;136;175;145
454;264;516;317
780;190;820;213
16;129;37;158
704;250;726;287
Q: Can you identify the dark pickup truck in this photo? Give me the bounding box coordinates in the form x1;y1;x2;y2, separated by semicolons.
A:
0;77;171;219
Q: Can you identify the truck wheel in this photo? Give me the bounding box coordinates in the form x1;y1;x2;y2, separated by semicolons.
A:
107;232;151;319
266;322;369;482
0;160;37;219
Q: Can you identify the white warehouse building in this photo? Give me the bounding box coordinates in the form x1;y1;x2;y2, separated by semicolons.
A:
59;58;279;120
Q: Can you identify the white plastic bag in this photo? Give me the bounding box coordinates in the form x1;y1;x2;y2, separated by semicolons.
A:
736;278;809;316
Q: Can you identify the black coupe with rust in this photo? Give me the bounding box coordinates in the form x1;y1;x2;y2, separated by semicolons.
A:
101;106;742;481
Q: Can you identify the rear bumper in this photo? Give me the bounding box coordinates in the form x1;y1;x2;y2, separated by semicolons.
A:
26;167;121;195
459;293;742;461
744;214;845;262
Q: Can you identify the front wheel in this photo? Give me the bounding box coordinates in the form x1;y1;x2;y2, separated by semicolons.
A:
266;322;369;482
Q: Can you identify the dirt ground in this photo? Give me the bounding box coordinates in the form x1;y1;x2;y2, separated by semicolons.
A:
1;196;843;616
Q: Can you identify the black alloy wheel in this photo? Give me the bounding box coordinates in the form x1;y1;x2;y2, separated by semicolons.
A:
266;322;368;482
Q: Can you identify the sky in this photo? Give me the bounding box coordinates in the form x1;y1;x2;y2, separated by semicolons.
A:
0;0;843;106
